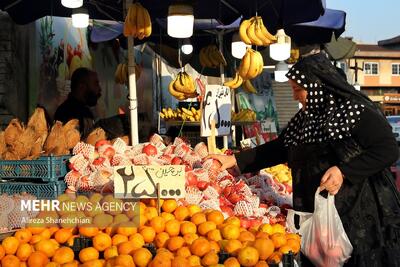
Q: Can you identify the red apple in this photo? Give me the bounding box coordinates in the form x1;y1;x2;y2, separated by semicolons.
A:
102;147;116;159
185;172;198;187
142;144;158;156
184;164;193;172
92;157;106;165
240;217;252;229
210;182;222;194
220;206;234;216
227;193;243;204
197;181;209;191
171;157;183;165
95;139;111;149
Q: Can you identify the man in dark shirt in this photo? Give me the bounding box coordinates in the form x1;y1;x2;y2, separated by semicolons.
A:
54;67;102;138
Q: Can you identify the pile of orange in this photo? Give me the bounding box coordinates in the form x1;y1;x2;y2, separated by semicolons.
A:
0;194;301;266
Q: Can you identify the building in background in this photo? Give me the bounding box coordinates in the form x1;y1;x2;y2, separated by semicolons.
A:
346;39;400;115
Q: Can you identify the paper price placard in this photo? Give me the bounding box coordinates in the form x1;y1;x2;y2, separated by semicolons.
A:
113;165;185;199
201;85;231;137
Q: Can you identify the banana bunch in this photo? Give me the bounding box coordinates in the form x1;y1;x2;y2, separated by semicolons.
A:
168;72;197;100
239;16;276;46
263;164;292;183
238;48;264;80
242;80;257;94
199;45;227;68
223;72;243;89
232;109;256;122
123;3;151;40
160;107;201;122
114;63;142;84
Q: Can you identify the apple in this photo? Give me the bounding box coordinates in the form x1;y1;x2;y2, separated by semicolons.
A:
210;182;222;194
185;172;198;187
197;181;209;191
68;162;78;171
220;206;234;216
92;157;106;165
222;186;233;197
102;146;116;159
171;156;183;165
142;144;158;156
95;139;111;149
184;164;193;172
227;192;243;204
240;217;252;229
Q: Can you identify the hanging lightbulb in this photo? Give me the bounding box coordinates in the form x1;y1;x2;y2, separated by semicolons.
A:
270;29;291;61
72;8;89;28
181;38;193;55
61;0;83;8
231;33;249;59
167;4;194;38
274;61;289;82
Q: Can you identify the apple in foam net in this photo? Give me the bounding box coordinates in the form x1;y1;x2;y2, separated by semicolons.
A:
185;172;198;187
171;156;183;165
92;157;106;166
142;144;158;156
102;146;116;159
197;181;209;191
95;139;111;149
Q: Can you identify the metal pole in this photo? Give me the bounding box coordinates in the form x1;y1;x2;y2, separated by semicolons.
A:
218;33;229;149
126;0;139;145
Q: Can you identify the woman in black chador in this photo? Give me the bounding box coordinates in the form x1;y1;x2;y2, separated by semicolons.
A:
210;52;400;266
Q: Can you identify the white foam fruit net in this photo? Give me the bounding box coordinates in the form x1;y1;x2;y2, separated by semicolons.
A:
194;142;208;159
112;138;128;154
203;186;219;200
200;199;221;211
8;196;29;229
73;142;95;158
0;194;15;229
234;201;254;217
185;187;204;205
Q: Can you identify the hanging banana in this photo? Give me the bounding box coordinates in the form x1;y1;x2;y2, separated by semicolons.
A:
239;16;277;46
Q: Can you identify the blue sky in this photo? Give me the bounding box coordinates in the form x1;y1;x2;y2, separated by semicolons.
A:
327;0;399;44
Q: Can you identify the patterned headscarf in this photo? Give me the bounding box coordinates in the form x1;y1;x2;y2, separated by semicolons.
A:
283;52;366;147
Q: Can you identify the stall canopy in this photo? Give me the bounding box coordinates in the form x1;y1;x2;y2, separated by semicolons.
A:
0;0;325;34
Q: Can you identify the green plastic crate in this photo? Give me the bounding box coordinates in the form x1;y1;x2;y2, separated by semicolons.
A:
0;155;70;182
0;180;66;199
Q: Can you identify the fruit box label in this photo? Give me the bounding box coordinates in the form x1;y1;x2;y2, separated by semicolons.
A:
201;85;231;137
113;165;185;199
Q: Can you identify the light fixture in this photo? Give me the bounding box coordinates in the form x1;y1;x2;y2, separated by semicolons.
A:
61;0;83;8
353;82;361;91
167;4;194;38
181;38;193;55
231;33;249;59
274;61;289;82
72;8;89;28
270;29;291;61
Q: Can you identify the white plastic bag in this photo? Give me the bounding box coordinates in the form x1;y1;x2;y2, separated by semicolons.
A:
286;188;353;267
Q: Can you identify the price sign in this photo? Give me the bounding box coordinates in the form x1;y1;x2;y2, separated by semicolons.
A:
201;85;231;137
261;119;277;133
113;165;185;199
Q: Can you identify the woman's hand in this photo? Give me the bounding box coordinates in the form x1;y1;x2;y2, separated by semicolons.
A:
320;166;344;195
206;154;238;171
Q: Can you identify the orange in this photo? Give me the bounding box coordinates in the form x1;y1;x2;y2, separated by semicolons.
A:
151;254;172;267
15;229;32;244
207;229;222;242
171;256;189;267
0;245;5;260
140;226;156;243
104;245;119;260
93;233;112;251
198;221;217;236
176;246;191;258
190;238;211;257
78;225;99;238
2;236;19;255
224;217;241;227
144;207;158;220
150;216;166;233
61;260;79;267
209;241;221;253
16;243;33;261
221;224;240;240
39;228;52;240
238;246;259;267
286;233;301;242
112;234;129;246
149;198;164;208
270;233;287;249
201;251;219;266
138;215;148;227
44;262;60;267
52;247;74;264
128;233;145;249
239;231;256;242
118;241;138;255
78;259;104;267
165;219;181;237
279;244;294;254
206;211;224;225
79;247;99;263
191;212;207;225
2;255;21;267
117;222;137;236
254;260;269;267
157;248;174;260
139;201;147;214
155;232;170;248
286;238;301;254
114;254;135;267
187;255;201;266
256;232;270;239
187;204;202;216
180;221;197;235
167;236;185;251
253;238;275;260
54;229;72;244
224;257;241;267
113;214;130;224
35;239;57;257
93;214;113;229
161;212;175;221
271;224;286;235
258;223;273;235
268;251;283;264
27;251;49;267
66;235;78;247
223;240;242;255
26;226;45;235
133;247;152;267
173;206;190;221
183;233;199;245
162;199;178;213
